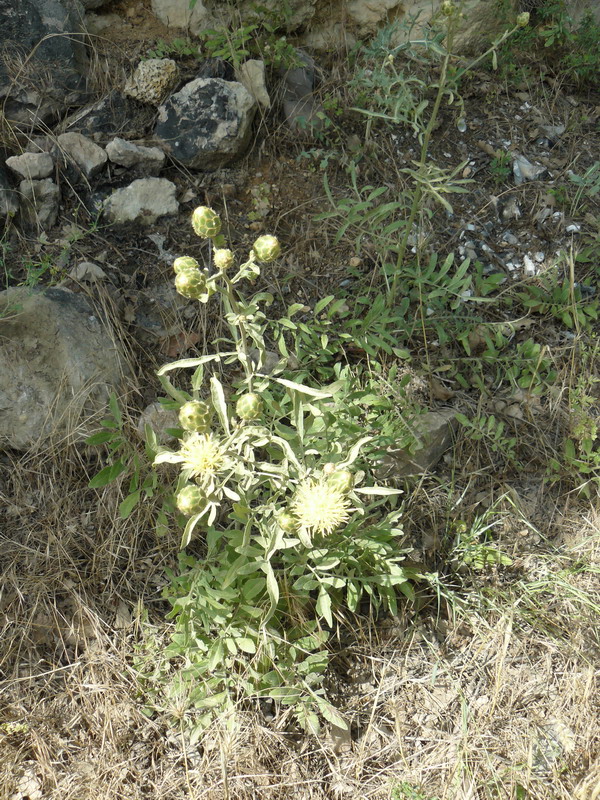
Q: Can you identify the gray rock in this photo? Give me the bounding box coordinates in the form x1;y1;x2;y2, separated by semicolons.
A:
154;78;256;169
18;178;60;231
375;409;458;479
0;166;19;223
279;50;324;134
56;132;108;179
6;152;54;180
513;154;548;185
0;0;88;129
133;281;191;338
59;90;154;143
80;0;110;8
0;287;128;450
103;177;179;225
105;137;165;174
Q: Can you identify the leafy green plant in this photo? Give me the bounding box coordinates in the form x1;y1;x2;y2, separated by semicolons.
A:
450;515;512;572
515;275;599;331
199;14;298;69
488;151;512;186
320;8;528;307
456;412;519;464
392;781;440;800
146;37;200;60
130;207;419;739
85;394;169;523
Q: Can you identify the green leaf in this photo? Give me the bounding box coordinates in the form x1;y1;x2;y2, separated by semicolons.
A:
318;701;348;730
88;459;127;488
210;376;230;435
263;562;279;623
85;430;116;446
119;490;141;519
338;435;373;469
108;393;122;427
316;589;333;627
157;353;234;375
314;295;335;315
274;377;333;398
237;637;257;654
354;486;404;496
180;508;210;549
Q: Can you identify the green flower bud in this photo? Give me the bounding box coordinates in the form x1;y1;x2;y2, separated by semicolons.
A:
252;235;281;263
213;248;234;271
178;400;213;433
278;511;298;533
173;256;200;274
174;268;207;300
327;469;354;494
441;0;456;15
191;206;222;239
516;11;529;26
236;392;263;421
176;484;208;516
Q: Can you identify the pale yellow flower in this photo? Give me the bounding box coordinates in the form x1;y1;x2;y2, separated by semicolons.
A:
291;480;351;537
179;432;225;479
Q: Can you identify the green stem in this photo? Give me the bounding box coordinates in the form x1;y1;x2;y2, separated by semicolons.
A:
222;274;254;392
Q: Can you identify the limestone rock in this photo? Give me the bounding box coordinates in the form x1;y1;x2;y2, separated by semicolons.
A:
0;0;88;128
236;59;270;109
0;166;19;223
105;137;166;174
375;409;458;479
154;78;256;169
56;132;107;179
279;50;324;134
123;59;179;107
0;287;128;450
6;152;54;180
102;177;179;225
150;0;315;35
18;178;60;231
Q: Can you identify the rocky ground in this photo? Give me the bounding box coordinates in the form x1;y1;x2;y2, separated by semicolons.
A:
1;2;599;799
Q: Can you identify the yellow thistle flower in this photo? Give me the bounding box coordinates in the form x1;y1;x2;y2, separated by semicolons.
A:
179;432;225;480
291;480;351;537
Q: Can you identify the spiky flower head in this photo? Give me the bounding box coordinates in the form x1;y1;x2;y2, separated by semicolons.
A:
174;268;207;300
178;400;213;433
176;484;208;516
173;256;200;274
252;235;281;263
327;469;354;494
441;0;457;14
291;480;351;538
179;432;225;480
191;206;221;239
213;248;234;271
236;392;263;421
516;11;529;26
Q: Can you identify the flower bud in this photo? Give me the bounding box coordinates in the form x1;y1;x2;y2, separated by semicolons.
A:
173;256;199;274
176;484;208;516
327;469;354;494
441;0;456;15
213;248;234;271
178;400;213;433
191;206;222;239
516;11;529;26
174;268;207;300
236;392;263;421
252;235;281;263
278;511;298;532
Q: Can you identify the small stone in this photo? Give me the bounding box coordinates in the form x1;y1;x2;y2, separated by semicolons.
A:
236;59;270;108
105;137;165;174
69;261;107;282
103;177;179;225
56;132;107;178
124;59;179;106
6;152;54;180
18;178;60;231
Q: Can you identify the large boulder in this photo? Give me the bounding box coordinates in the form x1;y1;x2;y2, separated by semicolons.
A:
0;0;88;129
0;287;128;450
154;78;256;169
